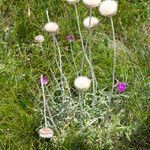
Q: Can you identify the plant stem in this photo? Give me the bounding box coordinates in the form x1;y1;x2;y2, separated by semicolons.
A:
88;30;97;105
70;42;79;76
53;35;65;98
74;4;85;55
46;102;59;133
79;92;83;132
109;17;117;104
81;8;92;74
78;7;97;104
74;4;92;75
41;75;48;128
46;9;50;22
39;44;45;58
53;37;72;97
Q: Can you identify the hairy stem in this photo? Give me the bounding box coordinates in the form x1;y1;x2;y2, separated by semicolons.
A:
81;8;92;74
74;4;85;55
70;42;79;76
79;92;83;132
109;17;117;104
53;35;65;98
46;9;50;22
88;30;97;105
74;4;92;76
53;37;72;97
41;75;48;128
39;44;45;58
46;102;59;133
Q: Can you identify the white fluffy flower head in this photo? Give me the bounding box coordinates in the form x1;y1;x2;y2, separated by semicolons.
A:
66;0;80;4
74;76;91;92
99;0;118;17
44;22;59;34
34;35;44;43
83;0;101;8
83;16;99;29
38;128;53;139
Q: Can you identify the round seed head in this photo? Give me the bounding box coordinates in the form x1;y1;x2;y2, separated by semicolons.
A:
83;0;101;8
83;16;99;29
74;76;91;92
99;0;118;17
66;0;80;4
44;22;59;34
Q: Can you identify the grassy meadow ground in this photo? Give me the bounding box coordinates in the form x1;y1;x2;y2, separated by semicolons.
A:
0;0;150;149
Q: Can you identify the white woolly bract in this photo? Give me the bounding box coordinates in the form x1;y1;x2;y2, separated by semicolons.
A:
83;16;99;29
99;0;118;17
83;0;101;8
35;35;44;43
66;0;80;4
38;128;53;139
74;76;91;92
44;22;59;34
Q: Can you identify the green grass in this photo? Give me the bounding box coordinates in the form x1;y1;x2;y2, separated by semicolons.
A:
0;0;150;149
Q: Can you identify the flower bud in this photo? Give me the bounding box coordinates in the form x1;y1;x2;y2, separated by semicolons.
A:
35;35;44;43
38;128;53;138
66;34;74;42
38;76;49;85
116;82;127;93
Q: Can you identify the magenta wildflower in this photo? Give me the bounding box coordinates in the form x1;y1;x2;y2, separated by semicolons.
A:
116;82;127;93
39;76;49;85
66;34;74;42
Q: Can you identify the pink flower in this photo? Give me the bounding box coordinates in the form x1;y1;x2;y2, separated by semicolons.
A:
116;82;127;93
66;34;74;42
39;76;49;85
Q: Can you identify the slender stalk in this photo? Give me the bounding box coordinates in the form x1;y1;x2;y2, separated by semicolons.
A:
39;44;45;58
46;10;71;97
46;102;59;133
46;9;50;22
109;17;117;104
74;4;94;79
79;92;83;132
88;30;97;105
80;34;89;75
53;37;72;97
79;7;97;104
40;44;61;93
81;8;92;74
41;75;48;128
53;35;64;97
89;8;92;27
70;42;79;76
74;4;85;54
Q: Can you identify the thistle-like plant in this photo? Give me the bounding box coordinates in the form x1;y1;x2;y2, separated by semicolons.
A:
44;10;65;100
99;0;118;104
74;76;91;131
38;75;53;138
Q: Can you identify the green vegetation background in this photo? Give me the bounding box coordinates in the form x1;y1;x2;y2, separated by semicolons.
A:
0;0;149;149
